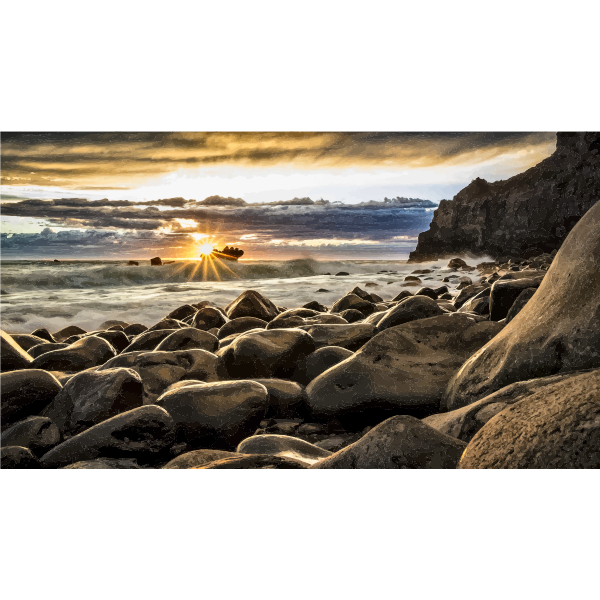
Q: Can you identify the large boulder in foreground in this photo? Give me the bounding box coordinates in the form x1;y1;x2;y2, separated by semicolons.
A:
99;349;223;403
459;368;600;468
306;314;504;427
155;381;269;450
218;328;316;379
31;336;116;372
1;416;61;456
1;370;62;428
1;330;34;371
41;368;144;435
310;416;466;469
445;200;600;411
225;290;280;322
40;405;175;468
424;370;584;442
237;435;332;466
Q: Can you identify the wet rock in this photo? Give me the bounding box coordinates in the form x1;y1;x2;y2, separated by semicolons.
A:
453;284;489;309
100;320;130;330
446;200;600;409
448;258;468;269
11;334;48;351
311;416;466;469
92;330;130;354
1;330;34;371
303;314;348;326
197;454;306;468
30;328;56;343
124;329;178;352
414;287;439;300
298;423;326;435
293;346;353;385
306;314;503;427
458;295;490;316
155;381;269;449
489;277;542;321
298;324;375;352
219;328;316;379
248;379;306;418
31;336;116;372
375;296;445;332
225;290;280;322
41;368;144;435
54;325;87;342
162;449;237;469
218;329;265;350
237;435;332;466
1;416;61;456
147;318;184;332
314;436;351;452
392;290;413;302
340;309;365;323
459;369;600;468
217;317;268;339
425;371;584;442
1;446;40;469
155;328;219;353
316;288;331;293
99;349;223;403
330;293;375;317
40;405;175;468
192;307;228;331
28;342;69;358
302;301;327;312
123;323;148;336
404;276;421;283
335;272;350;276
505;288;536;324
150;256;162;266
266;315;306;330
63;458;143;469
166;304;197;321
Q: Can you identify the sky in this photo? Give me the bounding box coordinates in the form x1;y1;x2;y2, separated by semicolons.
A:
0;132;557;259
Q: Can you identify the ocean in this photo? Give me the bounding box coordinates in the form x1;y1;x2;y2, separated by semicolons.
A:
0;258;457;333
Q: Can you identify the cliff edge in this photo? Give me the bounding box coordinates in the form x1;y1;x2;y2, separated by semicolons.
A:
408;132;600;262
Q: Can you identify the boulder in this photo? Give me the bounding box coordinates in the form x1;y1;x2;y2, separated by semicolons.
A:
30;336;116;372
237;435;332;466
248;379;306;418
340;309;365;323
335;272;350;276
166;304;197;321
1;330;34;371
266;315;306;330
124;329;178;353
225;290;280;322
218;328;265;350
91;330;130;354
192;307;228;331
303;314;348;326
100;320;130;330
54;325;87;342
445;200;600;410
448;258;468;269
154;328;218;353
293;346;353;385
489;277;542;321
306;314;504;427
330;294;375;317
99;349;223;403
375;296;446;332
62;458;143;469
1;370;62;428
424;370;586;442
217;317;268;340
414;287;438;300
197;454;306;469
219;329;316;379
30;328;56;343
150;256;162;266
123;323;148;336
392;290;413;302
1;416;61;456
40;405;175;468
310;416;466;469
505;288;536;324
1;446;40;469
453;284;489;309
28;342;69;358
147;318;184;332
162;449;237;469
11;334;48;351
155;381;269;449
41;368;144;436
458;295;490;316
298;324;375;352
302;301;328;312
459;369;600;468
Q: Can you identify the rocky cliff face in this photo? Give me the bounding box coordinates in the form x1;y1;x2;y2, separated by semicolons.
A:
408;132;600;262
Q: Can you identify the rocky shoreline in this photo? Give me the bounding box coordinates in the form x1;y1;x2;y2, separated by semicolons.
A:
2;200;600;469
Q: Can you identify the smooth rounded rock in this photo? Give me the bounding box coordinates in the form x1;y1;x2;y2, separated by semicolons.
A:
192;307;228;331
298;324;375;352
237;434;332;466
310;416;466;469
330;294;375;317
1;446;40;469
197;454;306;469
1;416;61;456
375;296;445;332
54;325;87;342
11;334;48;351
217;317;268;340
166;304;197;321
162;449;237;469
30;328;56;343
124;329;178;353
155;327;219;353
293;346;353;385
247;378;306;418
1;330;34;371
504;287;536;324
340;309;365;323
225;290;280;322
489;277;542;321
28;342;69;358
62;458;144;469
155;381;269;449
31;336;116;372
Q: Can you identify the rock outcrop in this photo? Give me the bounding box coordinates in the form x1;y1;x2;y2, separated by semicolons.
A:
409;132;600;261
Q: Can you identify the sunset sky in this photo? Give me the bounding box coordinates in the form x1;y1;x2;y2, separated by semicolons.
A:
1;132;557;259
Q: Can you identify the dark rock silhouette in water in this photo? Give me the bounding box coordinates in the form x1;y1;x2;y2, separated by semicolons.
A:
150;257;162;266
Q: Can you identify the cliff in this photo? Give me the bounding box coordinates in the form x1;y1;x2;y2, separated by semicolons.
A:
408;132;600;262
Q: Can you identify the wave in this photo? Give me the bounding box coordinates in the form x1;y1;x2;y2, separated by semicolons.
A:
0;258;408;293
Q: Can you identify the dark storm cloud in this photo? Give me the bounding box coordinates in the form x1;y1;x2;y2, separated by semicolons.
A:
0;132;556;189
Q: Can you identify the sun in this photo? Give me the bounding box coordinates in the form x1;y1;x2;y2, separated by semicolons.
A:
197;241;214;256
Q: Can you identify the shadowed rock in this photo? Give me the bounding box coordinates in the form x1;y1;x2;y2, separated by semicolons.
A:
31;336;116;372
162;449;238;469
125;329;178;353
11;334;48;351
197;454;306;469
330;293;375;317
1;416;61;456
30;328;56;343
375;296;445;332
167;304;197;321
54;325;87;342
217;317;268;339
28;342;69;358
1;446;41;469
293;346;353;385
298;324;375;352
488;277;542;321
247;379;307;418
155;328;219;353
192;307;228;331
62;458;143;469
225;290;280;322
237;435;332;466
1;330;34;371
